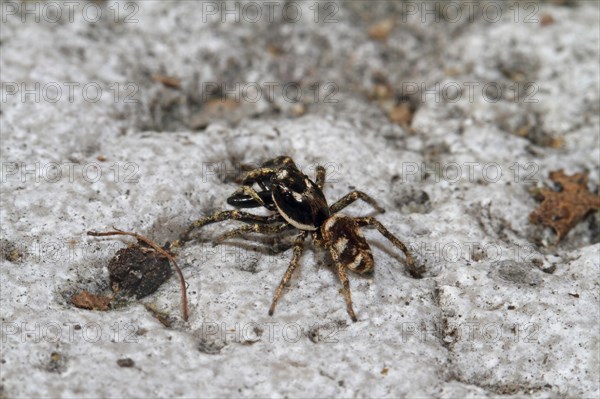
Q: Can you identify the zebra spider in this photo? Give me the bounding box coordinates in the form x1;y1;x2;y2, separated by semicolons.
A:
176;156;421;321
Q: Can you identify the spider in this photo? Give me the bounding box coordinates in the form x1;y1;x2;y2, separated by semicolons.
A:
175;156;421;321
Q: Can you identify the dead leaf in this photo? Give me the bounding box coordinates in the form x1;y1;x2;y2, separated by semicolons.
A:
550;137;564;149
540;14;555;27
71;291;111;310
368;18;394;41
266;43;283;56
291;103;306;117
372;83;393;101
153;74;181;89
529;170;600;241
444;67;463;77
515;126;530;137
389;102;414;126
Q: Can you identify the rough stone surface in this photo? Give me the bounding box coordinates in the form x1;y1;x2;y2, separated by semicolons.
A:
1;1;598;398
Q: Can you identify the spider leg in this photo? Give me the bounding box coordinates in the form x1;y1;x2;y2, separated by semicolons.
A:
240;156;296;185
227;185;274;209
240;167;276;185
336;262;358;322
315;165;326;189
213;223;291;245
311;231;325;249
261;156;295;169
268;231;309;316
318;217;362;322
177;210;280;245
354;217;420;278
231;186;267;205
329;191;385;214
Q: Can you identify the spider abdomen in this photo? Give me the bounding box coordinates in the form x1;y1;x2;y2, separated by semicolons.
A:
321;214;375;274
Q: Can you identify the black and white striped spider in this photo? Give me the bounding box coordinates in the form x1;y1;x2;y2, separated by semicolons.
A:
176;156;420;321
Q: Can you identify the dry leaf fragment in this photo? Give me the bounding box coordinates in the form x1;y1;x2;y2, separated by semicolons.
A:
291;103;306;117
389;102;414;126
540;14;555;27
153;74;181;89
71;291;111;311
529;170;600;241
368;18;394;41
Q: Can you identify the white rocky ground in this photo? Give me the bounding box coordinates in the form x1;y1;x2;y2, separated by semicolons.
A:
1;1;598;397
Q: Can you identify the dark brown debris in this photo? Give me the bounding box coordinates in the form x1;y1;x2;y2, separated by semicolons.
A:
388;102;415;127
87;229;189;321
108;245;172;299
117;358;135;368
529;170;600;242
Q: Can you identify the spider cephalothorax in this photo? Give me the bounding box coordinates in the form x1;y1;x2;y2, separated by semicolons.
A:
177;156;420;321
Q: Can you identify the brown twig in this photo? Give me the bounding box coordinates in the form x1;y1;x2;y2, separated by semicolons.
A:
87;228;189;321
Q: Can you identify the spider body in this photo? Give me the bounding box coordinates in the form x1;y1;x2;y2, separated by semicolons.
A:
178;156;419;321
